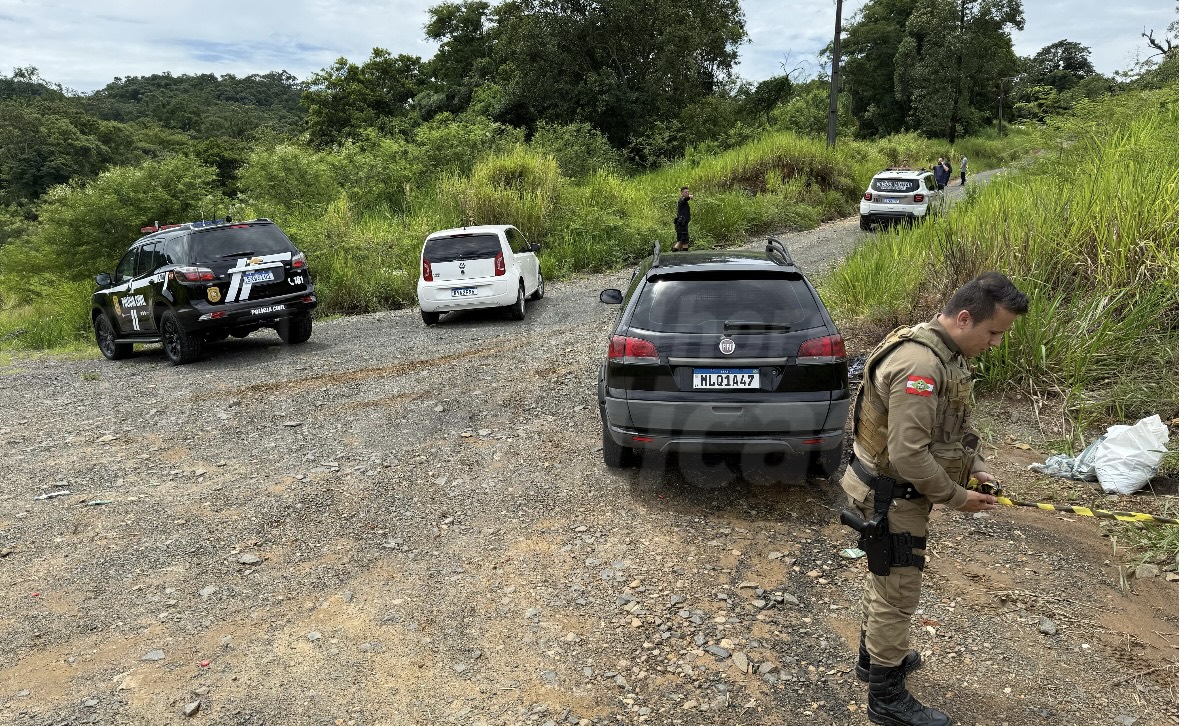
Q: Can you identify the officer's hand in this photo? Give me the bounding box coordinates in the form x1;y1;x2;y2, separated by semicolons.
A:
958;489;998;513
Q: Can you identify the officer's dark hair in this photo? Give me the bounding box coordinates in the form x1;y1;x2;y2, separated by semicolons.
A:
681;186;690;192
943;272;1029;322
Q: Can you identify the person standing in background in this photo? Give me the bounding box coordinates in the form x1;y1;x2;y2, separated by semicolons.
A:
673;186;693;251
959;155;968;185
933;159;948;191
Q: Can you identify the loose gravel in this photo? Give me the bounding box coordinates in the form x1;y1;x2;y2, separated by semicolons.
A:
2;169;1177;725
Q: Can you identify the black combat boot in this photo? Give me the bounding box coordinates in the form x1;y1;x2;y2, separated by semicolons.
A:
867;663;950;726
856;629;923;682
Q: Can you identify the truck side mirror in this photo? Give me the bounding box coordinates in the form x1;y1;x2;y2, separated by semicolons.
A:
95;272;112;288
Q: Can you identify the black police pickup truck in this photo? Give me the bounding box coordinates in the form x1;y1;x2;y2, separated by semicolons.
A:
91;218;317;365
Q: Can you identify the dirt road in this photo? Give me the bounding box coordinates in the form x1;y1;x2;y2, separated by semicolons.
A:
2;174;1177;725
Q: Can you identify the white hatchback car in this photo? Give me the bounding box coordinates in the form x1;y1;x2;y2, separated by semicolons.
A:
859;168;943;230
417;224;544;325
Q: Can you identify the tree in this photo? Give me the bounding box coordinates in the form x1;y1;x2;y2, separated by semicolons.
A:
489;0;747;154
1142;3;1179;61
893;0;1024;142
418;1;498;117
741;75;794;124
1026;40;1095;93
301;49;424;146
841;0;920;137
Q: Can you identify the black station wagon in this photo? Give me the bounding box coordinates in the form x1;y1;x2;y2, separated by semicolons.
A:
597;239;849;477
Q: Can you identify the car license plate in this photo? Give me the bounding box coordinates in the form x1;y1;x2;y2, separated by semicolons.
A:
243;269;276;284
692;368;759;389
883;198;900;204
451;287;477;297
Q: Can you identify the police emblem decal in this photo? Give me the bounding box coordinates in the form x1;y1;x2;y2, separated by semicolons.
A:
207;287;222;303
719;337;736;355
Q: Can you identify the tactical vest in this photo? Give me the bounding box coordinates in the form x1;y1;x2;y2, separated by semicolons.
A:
853;323;976;487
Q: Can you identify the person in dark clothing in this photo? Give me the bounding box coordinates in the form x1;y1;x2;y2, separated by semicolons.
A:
673;186;692;250
933;159;948;191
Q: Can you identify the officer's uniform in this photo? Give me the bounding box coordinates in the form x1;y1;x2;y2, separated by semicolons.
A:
841;319;982;668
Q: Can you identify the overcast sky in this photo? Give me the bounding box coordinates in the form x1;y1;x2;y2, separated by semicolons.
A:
0;0;1172;93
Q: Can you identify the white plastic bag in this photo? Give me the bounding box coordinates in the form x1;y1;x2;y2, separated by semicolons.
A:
1092;415;1170;495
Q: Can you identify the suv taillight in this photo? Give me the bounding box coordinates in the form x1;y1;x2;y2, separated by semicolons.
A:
607;335;659;364
798;334;846;359
422;259;433;282
292;253;307;269
914;193;925;202
173;266;215;282
494;251;506;276
863;192;873;201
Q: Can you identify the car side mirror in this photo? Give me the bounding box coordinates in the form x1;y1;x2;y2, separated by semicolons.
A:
529;242;542;253
600;289;623;304
95;272;112;288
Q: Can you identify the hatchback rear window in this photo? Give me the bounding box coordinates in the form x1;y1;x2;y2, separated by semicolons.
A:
424;234;501;262
870;178;920;193
629;273;824;334
189;224;296;261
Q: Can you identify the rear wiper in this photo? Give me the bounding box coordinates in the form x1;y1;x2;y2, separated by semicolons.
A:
220;250;255;258
724;321;791;332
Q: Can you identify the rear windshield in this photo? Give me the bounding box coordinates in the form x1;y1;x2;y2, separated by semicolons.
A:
871;178;920;193
629;273;824;334
188;224;296;261
424;234;501;262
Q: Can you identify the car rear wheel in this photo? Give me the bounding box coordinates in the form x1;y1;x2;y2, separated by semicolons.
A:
278;312;313;344
421;310;440;326
601;407;639;469
859;215;872;231
94;314;132;360
530;271;544;300
160;309;204;365
808;445;844;479
507;282;526;321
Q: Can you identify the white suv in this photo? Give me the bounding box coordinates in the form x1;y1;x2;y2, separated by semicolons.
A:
859;168;942;230
417;224;543;325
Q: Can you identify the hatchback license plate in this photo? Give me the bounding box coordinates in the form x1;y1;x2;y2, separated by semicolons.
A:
451;287;477;297
692;368;759;389
883;198;900;204
243;269;276;284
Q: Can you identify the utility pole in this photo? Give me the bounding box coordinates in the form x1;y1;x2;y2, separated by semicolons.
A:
826;0;844;148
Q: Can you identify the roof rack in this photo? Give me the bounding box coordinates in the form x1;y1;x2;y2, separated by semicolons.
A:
139;216;247;237
765;236;795;267
880;167;930;173
652;239;661;268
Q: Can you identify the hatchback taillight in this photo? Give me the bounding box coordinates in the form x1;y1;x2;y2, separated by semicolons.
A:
292;253;307;269
172;266;215;282
607;335;659;364
914;194;925;202
494;251;506;276
422;259;433;282
863;192;873;201
798;334;846;359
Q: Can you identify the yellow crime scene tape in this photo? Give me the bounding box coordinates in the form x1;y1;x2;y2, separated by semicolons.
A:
967;478;1179;526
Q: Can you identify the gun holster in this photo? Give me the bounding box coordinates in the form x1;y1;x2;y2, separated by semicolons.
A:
839;473;900;576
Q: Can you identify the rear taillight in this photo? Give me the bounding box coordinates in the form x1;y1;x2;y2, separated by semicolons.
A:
494;251;506;276
172;266;215;282
863;192;873;201
422;259;433;282
292;253;307;269
607;335;659;364
914;194;925;202
798;334;846;359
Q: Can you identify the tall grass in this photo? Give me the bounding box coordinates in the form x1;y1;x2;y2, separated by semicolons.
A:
822;87;1179;428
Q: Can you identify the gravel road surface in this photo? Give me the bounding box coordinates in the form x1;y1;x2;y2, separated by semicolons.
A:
3;170;1177;725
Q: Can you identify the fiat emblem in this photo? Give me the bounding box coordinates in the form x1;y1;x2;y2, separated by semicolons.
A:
719;337;736;355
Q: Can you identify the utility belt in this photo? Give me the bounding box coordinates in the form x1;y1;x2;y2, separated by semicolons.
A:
840;455;927;576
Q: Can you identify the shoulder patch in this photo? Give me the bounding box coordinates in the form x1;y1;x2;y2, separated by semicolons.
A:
905;375;936;397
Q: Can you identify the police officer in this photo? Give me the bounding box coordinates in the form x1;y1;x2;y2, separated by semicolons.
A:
842;272;1029;726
